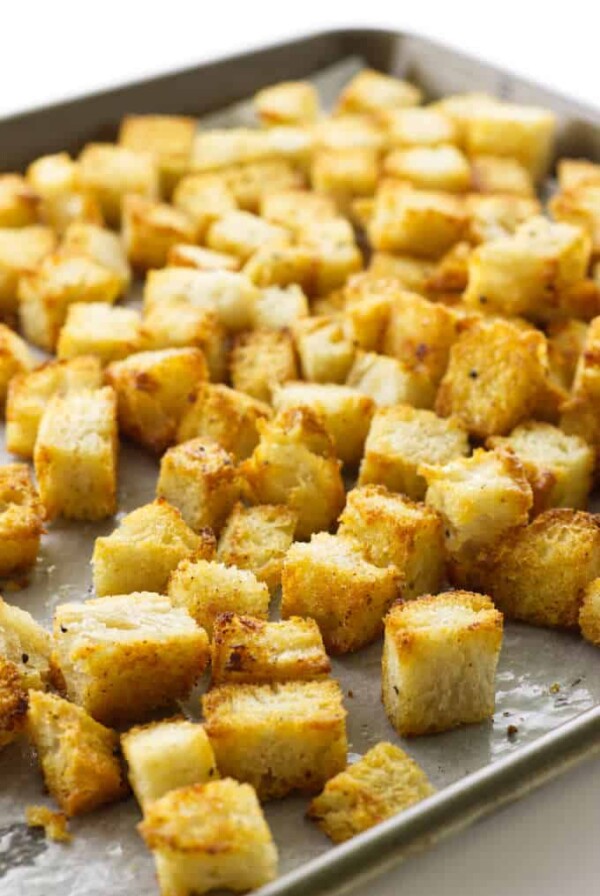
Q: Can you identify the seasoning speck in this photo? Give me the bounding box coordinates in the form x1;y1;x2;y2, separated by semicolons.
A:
549;682;560;694
507;724;518;740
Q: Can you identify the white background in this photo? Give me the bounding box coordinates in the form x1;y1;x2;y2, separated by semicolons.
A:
1;2;599;894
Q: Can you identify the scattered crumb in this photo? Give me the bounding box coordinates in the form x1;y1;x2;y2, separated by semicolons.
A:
26;805;72;843
549;683;560;694
502;710;512;717
507;725;519;740
571;677;583;688
2;576;30;592
347;690;354;699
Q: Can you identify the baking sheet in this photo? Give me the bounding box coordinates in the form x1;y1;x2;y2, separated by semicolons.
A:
1;52;600;896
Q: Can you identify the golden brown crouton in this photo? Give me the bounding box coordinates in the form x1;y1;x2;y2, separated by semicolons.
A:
252;283;309;331
0;597;51;691
167;243;240;272
558;159;600;191
547;318;588;391
462;102;556;180
298;217;363;295
382;290;459;386
57;302;142;364
292;315;356;383
367;251;436;292
24;805;71;843
384;145;471;193
206;210;291;265
60;221;131;294
579;578;600;646
26;153;103;235
172;172;237;241
122;194;195;270
217;503;297;592
177;383;271;461
346;350;436;409
0;173;40;227
336;69;422;116
311;148;379;212
140;301;227;383
261;188;337;232
230;329;298;403
464;193;541;245
118;114;196;197
0;464;44;577
0;324;33;405
369;182;467;257
0;225;56;320
77;142;159;226
243;243;315;291
313;115;386;154
222;159;305;213
0;658;28;749
470;154;535;196
255;80;319;126
381;107;457;148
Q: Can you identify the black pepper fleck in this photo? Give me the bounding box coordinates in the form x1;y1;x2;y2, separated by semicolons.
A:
469;369;478;379
21;653;29;664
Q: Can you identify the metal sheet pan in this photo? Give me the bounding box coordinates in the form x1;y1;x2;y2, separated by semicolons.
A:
0;27;599;896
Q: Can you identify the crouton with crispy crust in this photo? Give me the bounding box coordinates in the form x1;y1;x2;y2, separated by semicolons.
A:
217;503;298;592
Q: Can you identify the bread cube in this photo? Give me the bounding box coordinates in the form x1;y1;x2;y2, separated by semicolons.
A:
122;194;195;270
464;193;541;245
241;406;345;539
431;91;500;141
272;381;374;466
26;152;103;234
202;680;347;798
369;182;467;257
382;290;459;385
346;350;436;409
230;329;298;403
190;128;273;174
313;115;386;155
359;404;469;500
53;592;209;725
93;499;208;596
243;243;315;291
292;315;356;383
0;657;28;749
252;284;309;331
477;509;600;628
26;690;128;815
222;159;305;213
167;559;269;638
487;422;593;515
141;302;226;382
462;102;556;180
157;438;241;534
336;69;422;115
0;464;44;577
382;591;503;736
299;217;363;294
311;148;379;210
558;159;600;191
121;717;218;810
261;188;337;232
307;741;434;843
0;225;56;319
216;503;298;591
167;243;240;272
0;597;51;691
206;211;290;266
172;172;237;241
57;302;141;364
177;383;271;461
34;386;117;521
470;154;535;196
384;145;471;193
579;578;600;646
0;173;39;227
77;142;159;226
367;251;436;291
0;324;33;404
435;318;549;438
382;107;457;147
547;318;588;391
255;80;319;125
118;114;196;197
551;183;600;256
139;778;278;895
106;347;207;454
341;272;402;351
60;221;131;295
281;533;401;653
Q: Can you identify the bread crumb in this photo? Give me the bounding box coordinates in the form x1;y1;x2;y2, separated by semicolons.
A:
26;805;72;843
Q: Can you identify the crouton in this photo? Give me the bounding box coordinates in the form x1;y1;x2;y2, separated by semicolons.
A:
367;251;436;292
359;404;469;500
307;741;434;842
217;503;298;592
336;69;422;116
54;592;209;725
206;211;291;265
122;194;195;270
118;114;196;197
381;107;457;148
60;221;131;294
341;272;401;351
558;159;600;191
167;243;240;272
157;438;241;534
177;383;271;461
292;315;356;383
57;302;141;364
241;407;345;539
346;351;436;409
299;217;363;294
252;283;309;330
281;533;401;653
255;80;319;125
77;143;159;226
464;193;541;245
230;329;298;403
26;690;128;815
425;240;472;294
462;102;556;180
382;591;503;736
384;145;471;193
243;243;315;291
26;153;103;234
0;658;28;749
431;91;500;141
311;148;379;211
0;225;56;319
0;173;40;228
141;302;227;382
34;386;117;521
222;159;305;213
369;182;467;257
382;290;459;385
470;154;535;196
313;115;386;155
261;189;337;232
92;500;208;597
172;172;237;241
121;717;218;810
0;464;44;577
139;779;278;895
579;578;600;646
202;680;347;799
0;597;51;691
551;184;600;257
0;324;33;404
24;806;71;843
547;318;588;390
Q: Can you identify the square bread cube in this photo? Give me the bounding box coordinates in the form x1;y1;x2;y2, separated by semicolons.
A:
0;464;44;577
138;778;278;895
435;318;549;438
57;302;142;364
336;69;422;115
26;152;103;235
60;221;131;295
144;268;259;332
172;173;237;241
34;386;117;521
311;148;379;210
167;243;240;272
367;252;436;292
307;741;434;843
551;183;600;256
0;657;28;749
252;283;309;330
217;503;298;592
359;404;470;500
462;102;556;180
382;290;459;386
26;690;128;815
222;160;305;213
272;381;374;466
190;128;273;174
168;559;269;638
341;273;397;352
0;173;40;227
93;499;210;596
243;243;315;291
122;194;195;270
106;347;207;454
383;591;503;736
298;217;363;295
384;145;471;193
53;592;210;725
346;351;436;409
369;183;467;257
313;116;386;155
547;318;588;391
255;80;319;125
338;485;445;600
211;613;330;685
118;114;196;197
202;680;347;798
382;107;457;148
177;383;271;461
77;142;159;226
572;315;600;398
0;323;33;404
261;189;337;232
121;717;218;810
464;193;541;245
241;407;345;539
157;438;241;534
230;329;298;403
431;91;500;141
0;226;56;319
470;154;535;196
0;597;51;691
487;422;594;515
141;302;227;382
281;533;401;654
579;578;600;646
292;315;356;383
558;159;600;191
206;211;291;264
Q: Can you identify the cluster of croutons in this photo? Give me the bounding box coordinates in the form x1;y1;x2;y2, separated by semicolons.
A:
1;65;600;896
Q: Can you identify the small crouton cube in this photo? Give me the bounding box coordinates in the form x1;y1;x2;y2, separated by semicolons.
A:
167;559;269;638
281;533;401;653
167;243;240;272
470;154;535;196
211;613;330;685
241;407;345;539
359;404;469;500
367;252;436;292
272;381;374;466
382;290;459;385
54;592;209;725
307;741;434;842
0;225;56;319
431;92;500;141
141;302;226;382
60;221;131;294
0;464;44;577
57;302;142;364
346;350;437;409
206;210;291;264
106;347;207;454
425;240;471;294
252;283;309;330
558;159;600;191
0;597;51;691
261;189;337;232
217;503;298;591
121;717;218;810
93;499;209;596
190;128;272;174
230;330;298;403
551;184;600;256
77;143;159;226
435;318;549;438
202;680;347;798
341;273;398;351
382;592;503;736
313;116;387;154
462;102;556;180
27;690;128;815
338;485;445;600
572;315;600;400
0;324;33;404
336;69;422;115
34;386;117;521
177;383;271;461
25;805;71;842
255;80;319;126
172;173;237;241
369;182;467;257
222;160;305;213
547;318;588;390
298;217;363;294
157;438;241;534
0;173;40;227
0;658;28;749
292;315;356;383
311;148;379;211
122;194;195;270
464;193;541;244
579;578;600;646
381;107;458;147
118;114;196;197
487;422;593;514
139;778;278;895
26;153;103;234
243;243;315;291
384;145;471;193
